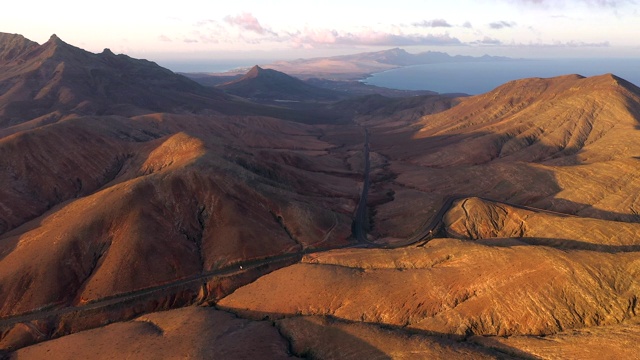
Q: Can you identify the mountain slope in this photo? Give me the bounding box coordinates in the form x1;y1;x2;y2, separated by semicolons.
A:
0;113;358;318
0;33;234;128
218;65;342;101
363;73;640;241
2;32;640;358
219;240;639;336
408;73;640;165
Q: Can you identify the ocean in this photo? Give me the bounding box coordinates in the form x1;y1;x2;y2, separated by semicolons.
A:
362;58;640;95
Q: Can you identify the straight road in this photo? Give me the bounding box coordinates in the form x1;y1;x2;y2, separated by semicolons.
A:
353;127;371;244
0;242;359;329
1;126;581;334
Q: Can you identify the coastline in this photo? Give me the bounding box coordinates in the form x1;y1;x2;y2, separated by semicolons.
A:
361;58;640;94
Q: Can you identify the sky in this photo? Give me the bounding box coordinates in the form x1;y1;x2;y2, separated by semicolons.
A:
2;0;639;68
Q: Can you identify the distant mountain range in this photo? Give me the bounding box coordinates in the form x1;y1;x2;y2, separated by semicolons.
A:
0;33;370;131
331;47;513;67
185;48;507;96
185;67;441;99
214;48;516;80
0;33;239;128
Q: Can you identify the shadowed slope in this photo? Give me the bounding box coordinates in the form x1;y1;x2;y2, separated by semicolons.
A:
0;117;134;234
9;307;296;359
276;316;506;359
0;34;315;129
0;113;358;319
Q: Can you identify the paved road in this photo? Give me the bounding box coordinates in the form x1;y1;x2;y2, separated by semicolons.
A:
0;127;378;332
350;126;579;248
0;242;360;329
353;127;371;244
383;194;580;248
0;126;582;335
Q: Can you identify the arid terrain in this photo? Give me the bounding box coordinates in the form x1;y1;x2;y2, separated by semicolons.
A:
1;32;640;359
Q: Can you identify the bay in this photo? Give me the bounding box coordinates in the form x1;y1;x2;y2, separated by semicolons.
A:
363;59;640;95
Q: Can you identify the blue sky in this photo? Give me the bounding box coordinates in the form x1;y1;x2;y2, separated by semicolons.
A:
2;0;639;62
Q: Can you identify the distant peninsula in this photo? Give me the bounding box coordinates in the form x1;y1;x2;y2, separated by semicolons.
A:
205;48;517;81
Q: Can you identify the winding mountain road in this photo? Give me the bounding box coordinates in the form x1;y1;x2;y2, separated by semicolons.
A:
351;126;581;248
0;241;366;331
0;126;582;340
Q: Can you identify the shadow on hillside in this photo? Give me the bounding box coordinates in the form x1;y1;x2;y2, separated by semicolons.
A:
475;237;640;253
278;316;393;360
0;233;20;263
366;120;640;239
215;308;540;359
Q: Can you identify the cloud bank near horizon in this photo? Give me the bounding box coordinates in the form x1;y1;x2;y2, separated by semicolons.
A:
160;11;616;53
2;0;637;60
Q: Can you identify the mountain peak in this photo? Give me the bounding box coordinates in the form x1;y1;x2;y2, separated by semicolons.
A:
232;65;291;84
37;33;94;62
219;66;341;101
41;34;69;52
589;73;640;95
245;65;265;77
44;33;68;47
0;32;232;126
44;34;68;48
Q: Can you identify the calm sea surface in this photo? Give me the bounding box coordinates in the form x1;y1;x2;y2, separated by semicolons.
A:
363;59;640;95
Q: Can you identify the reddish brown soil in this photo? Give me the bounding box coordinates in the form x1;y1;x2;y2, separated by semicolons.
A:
2;33;640;359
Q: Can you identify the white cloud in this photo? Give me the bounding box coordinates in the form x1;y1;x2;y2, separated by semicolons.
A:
288;28;462;47
224;12;276;35
472;37;503;45
413;19;453;28
490;21;517;29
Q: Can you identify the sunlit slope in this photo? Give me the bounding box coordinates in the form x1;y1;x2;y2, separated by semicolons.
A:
219;241;640;336
366;74;640;239
0;113;358;317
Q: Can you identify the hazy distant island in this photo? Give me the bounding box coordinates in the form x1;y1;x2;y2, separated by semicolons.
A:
183;49;640;96
220;48;515;80
183;48;515;96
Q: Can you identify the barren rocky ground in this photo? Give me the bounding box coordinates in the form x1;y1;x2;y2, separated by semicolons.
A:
1;33;640;359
